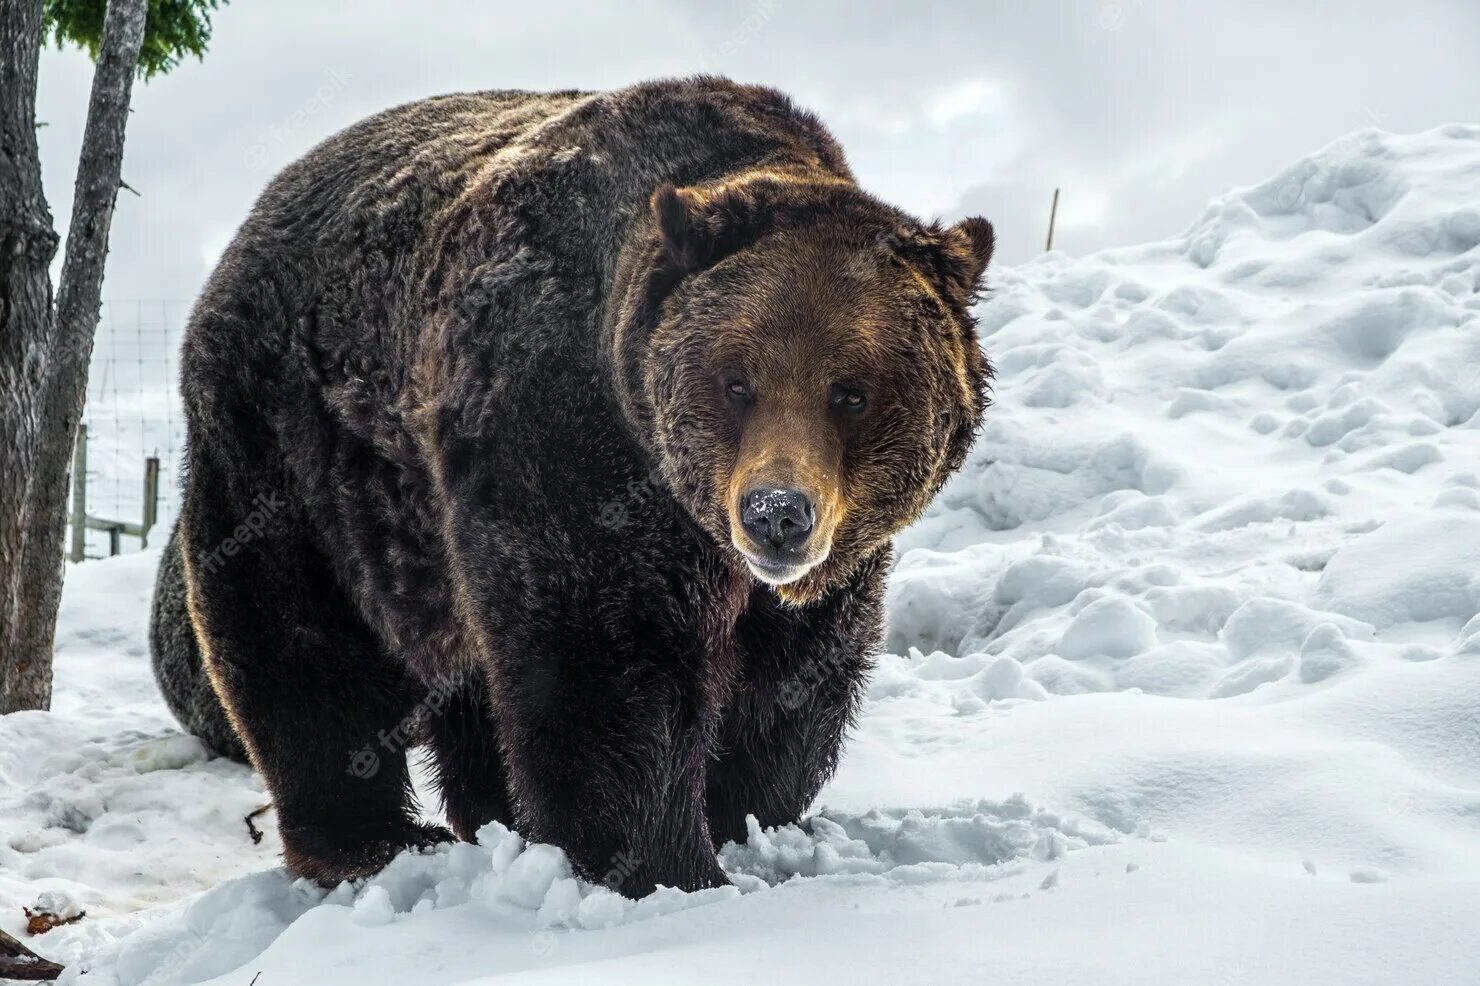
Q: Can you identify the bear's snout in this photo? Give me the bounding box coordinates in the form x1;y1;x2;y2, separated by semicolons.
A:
741;487;815;551
736;486;822;584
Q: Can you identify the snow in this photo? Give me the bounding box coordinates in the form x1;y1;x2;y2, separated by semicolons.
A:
3;124;1479;984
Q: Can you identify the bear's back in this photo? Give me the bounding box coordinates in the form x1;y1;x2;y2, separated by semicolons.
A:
184;80;851;419
251;89;592;254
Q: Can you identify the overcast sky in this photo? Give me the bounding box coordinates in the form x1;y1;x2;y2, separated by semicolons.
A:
34;0;1480;304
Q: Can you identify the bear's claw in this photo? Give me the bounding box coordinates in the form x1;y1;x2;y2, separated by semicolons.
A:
282;820;454;887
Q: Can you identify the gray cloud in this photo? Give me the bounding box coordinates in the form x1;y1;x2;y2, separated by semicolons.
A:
34;0;1480;302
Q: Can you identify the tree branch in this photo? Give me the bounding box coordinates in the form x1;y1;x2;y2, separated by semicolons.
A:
53;0;148;358
0;926;65;981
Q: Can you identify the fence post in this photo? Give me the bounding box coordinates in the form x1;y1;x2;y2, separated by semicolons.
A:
70;424;87;563
141;456;159;547
1045;187;1061;252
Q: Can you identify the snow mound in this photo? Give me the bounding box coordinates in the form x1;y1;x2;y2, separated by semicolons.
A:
64;797;1112;985
1314;514;1480;627
891;124;1480;702
61;824;733;986
719;796;1118;884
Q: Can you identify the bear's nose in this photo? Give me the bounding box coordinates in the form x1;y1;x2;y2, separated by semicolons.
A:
740;487;816;554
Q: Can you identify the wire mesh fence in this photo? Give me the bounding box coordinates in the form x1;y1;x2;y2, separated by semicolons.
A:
69;300;192;560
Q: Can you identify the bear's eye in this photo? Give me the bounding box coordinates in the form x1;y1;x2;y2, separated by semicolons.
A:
831;385;868;413
723;377;753;402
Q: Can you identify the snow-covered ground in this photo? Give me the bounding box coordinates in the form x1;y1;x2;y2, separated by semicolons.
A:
3;124;1479;984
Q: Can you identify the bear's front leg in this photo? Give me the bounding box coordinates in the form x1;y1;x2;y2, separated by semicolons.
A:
487;601;731;897
420;670;514;842
705;550;887;848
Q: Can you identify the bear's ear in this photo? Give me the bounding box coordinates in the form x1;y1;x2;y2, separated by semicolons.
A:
945;216;995;293
891;216;995;308
651;182;763;274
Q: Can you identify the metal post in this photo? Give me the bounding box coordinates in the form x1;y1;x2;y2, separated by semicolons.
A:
70;424;87;563
108;526;121;557
141;456;159;547
1045;187;1061;252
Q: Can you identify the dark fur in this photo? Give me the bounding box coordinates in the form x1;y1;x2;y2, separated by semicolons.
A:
159;78;992;893
149;527;249;762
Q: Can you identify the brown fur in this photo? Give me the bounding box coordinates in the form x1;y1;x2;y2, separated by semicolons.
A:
150;78;994;893
618;173;993;604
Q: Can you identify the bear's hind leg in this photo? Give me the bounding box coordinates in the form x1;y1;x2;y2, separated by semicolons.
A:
181;479;450;885
420;670;513;842
150;524;250;762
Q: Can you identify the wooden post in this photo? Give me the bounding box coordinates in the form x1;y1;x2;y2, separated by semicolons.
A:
1045;187;1061;252
141;456;159;547
107;525;121;557
69;424;87;563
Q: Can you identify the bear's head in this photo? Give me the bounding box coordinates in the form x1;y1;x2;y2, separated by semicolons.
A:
612;172;993;605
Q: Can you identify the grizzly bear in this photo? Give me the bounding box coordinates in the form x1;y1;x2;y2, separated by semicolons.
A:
152;77;993;895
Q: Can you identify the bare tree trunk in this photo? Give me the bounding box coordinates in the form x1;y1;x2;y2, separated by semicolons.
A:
0;0;59;712
0;0;148;713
